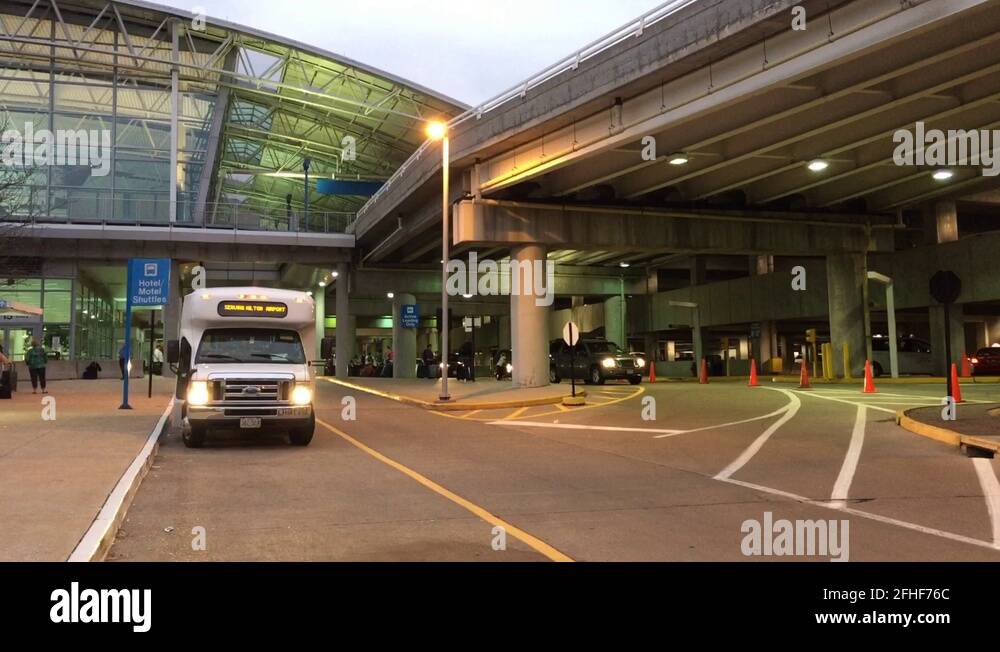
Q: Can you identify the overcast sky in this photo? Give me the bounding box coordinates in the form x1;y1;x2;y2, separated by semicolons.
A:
172;0;664;105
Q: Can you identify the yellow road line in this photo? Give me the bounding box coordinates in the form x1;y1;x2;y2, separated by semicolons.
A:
556;404;570;412
316;418;574;562
459;410;482;419
504;406;530;420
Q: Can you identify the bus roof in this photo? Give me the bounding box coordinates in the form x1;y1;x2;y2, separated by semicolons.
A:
182;287;315;329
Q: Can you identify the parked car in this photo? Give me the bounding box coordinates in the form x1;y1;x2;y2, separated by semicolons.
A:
871;336;934;377
549;338;642;385
971;347;1000;376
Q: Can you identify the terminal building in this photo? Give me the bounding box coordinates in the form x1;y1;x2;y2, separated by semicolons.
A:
3;0;1000;385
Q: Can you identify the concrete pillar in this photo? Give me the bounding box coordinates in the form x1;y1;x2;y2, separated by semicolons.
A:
314;287;326;363
162;259;183;379
643;334;658;361
690;256;706;286
826;254;869;378
334;263;354;379
987;318;1000;348
604;295;625;347
571;296;585;308
392;293;417;378
929;305;965;376
510;244;549;388
924;201;959;245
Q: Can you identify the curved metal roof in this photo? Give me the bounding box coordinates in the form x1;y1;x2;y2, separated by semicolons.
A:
0;0;466;220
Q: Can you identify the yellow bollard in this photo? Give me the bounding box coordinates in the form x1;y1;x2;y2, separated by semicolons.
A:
842;343;852;380
822;343;834;380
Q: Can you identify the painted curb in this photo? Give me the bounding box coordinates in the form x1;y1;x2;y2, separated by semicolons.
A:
896;408;999;454
68;399;174;562
324;377;584;411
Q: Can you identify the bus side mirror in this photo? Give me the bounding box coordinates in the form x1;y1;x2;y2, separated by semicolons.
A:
167;340;180;364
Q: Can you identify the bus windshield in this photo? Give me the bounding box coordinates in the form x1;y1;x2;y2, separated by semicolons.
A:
196;328;306;364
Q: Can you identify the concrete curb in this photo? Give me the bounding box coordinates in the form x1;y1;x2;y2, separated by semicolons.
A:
67;399;174;562
896;408;999;455
323;377;584;411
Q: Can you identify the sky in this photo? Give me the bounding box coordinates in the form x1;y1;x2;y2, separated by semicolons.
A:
171;0;665;105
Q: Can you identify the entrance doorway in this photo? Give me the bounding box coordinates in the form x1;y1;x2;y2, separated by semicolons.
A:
1;327;36;362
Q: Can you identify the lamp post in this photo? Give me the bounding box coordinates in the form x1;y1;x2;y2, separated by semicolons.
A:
867;271;898;379
426;120;450;400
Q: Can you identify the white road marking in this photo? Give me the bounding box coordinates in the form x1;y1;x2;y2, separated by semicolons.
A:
720;476;1000;553
793;390;897;414
829;405;867;509
652;403;795;439
488;420;682;435
972;458;1000;546
714;388;801;480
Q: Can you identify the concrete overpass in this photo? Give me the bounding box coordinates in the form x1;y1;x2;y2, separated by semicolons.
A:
337;0;1000;387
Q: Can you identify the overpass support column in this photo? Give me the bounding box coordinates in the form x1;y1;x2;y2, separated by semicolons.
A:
510;244;550;388
392;293;417;378
314;288;326;364
826;254;869;378
604;296;625;348
335;263;354;379
929;306;965;376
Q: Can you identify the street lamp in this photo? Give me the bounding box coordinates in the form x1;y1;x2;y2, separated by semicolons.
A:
427;120;450;400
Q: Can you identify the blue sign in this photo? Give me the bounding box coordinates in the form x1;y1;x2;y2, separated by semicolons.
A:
401;304;419;328
0;299;7;309
127;258;171;308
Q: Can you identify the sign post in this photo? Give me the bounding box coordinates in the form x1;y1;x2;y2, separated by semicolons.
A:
929;271;962;400
563;321;580;398
122;259;170;410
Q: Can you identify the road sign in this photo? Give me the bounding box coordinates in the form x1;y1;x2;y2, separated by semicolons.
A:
401;304;419;328
563;321;580;346
128;258;171;308
929;270;962;305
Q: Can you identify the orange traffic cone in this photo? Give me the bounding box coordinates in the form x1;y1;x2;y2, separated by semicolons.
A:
699;358;709;384
863;360;877;393
648;357;656;383
961;353;972;378
799;360;811;389
748;358;759;387
950;363;964;403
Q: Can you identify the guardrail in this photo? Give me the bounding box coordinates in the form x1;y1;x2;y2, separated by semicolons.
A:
354;0;702;223
3;200;355;234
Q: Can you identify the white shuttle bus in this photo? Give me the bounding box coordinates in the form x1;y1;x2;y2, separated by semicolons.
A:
167;287;316;448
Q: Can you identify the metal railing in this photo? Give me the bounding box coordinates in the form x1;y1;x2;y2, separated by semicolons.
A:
3;199;354;234
355;0;702;223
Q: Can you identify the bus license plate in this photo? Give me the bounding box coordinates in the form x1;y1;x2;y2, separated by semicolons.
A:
240;417;262;429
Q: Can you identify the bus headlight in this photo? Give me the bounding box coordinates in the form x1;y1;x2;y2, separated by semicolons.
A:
291;385;313;406
187;381;210;406
601;358;616;369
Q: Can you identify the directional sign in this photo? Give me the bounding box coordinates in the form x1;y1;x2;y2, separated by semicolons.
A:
563;321;580;346
128;258;171;308
401;304;420;328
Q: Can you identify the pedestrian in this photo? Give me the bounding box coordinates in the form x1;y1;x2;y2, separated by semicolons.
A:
153;344;164;375
25;338;48;394
118;343;128;380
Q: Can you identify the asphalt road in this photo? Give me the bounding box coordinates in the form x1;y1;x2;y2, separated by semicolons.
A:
108;378;1000;561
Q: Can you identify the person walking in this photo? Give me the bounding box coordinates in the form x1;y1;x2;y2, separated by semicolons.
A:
25;338;49;394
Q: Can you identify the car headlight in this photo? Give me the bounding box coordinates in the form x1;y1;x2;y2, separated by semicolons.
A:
291;385;313;406
635;358;646;368
601;358;616;369
187;380;209;406
505;363;513;373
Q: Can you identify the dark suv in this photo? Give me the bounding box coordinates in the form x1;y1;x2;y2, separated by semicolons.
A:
549;338;642;385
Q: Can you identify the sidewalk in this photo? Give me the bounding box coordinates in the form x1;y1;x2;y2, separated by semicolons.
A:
898;403;1000;454
0;377;173;561
323;376;579;410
